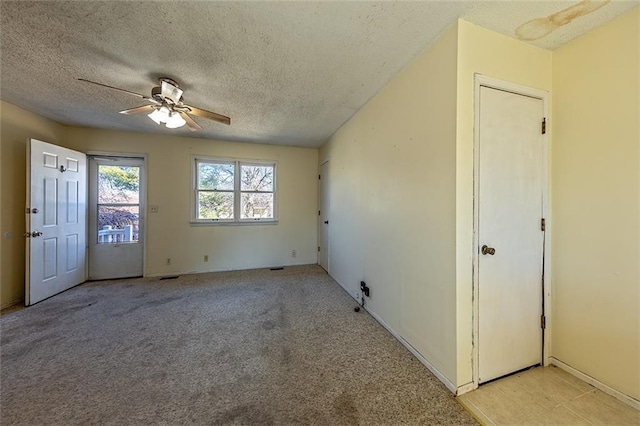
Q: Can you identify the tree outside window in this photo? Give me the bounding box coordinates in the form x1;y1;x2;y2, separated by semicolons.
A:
194;158;276;223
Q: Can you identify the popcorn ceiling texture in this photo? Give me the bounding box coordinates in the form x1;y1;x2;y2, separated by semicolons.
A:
0;1;637;148
0;265;476;425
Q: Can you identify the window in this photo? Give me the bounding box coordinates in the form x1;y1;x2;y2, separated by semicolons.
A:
96;164;141;243
193;157;276;223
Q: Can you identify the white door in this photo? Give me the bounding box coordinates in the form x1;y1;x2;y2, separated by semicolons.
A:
478;86;545;383
88;156;144;280
318;161;329;272
26;139;87;305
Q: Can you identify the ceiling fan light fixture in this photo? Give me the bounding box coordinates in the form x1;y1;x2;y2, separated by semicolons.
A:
148;108;164;125
165;112;186;129
147;106;172;125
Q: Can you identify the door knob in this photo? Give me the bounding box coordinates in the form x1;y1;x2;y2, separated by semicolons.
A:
30;231;43;238
481;245;495;255
324;221;329;224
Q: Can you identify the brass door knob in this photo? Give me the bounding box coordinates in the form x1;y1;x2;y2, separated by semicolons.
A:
481;245;496;255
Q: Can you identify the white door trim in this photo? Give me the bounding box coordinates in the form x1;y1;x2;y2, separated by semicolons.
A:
86;151;148;278
471;74;551;389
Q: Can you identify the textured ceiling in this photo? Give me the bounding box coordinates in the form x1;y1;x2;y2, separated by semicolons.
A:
1;1;637;148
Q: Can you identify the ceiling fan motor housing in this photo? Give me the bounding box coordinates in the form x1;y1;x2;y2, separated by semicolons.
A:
151;86;163;102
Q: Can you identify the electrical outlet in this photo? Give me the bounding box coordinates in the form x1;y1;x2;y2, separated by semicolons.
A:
204;255;209;262
360;281;370;297
354;290;360;300
291;249;296;258
166;258;171;265
149;205;159;213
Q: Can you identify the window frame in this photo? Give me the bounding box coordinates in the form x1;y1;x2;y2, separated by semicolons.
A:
191;156;278;225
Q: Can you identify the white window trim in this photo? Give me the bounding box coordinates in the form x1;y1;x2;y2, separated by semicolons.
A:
191;155;278;225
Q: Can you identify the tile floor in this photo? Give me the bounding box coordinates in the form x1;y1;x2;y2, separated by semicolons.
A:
457;365;640;425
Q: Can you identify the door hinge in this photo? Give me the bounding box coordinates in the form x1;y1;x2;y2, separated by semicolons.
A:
541;118;547;135
26;207;31;214
318;210;321;216
319;174;321;180
541;315;546;329
318;246;320;252
541;218;546;232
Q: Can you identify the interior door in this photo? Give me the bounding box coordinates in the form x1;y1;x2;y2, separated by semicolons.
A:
88;156;144;280
26;139;87;305
318;161;329;272
478;86;545;383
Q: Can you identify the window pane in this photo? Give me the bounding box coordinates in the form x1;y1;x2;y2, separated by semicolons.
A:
241;165;274;191
98;165;139;204
198;192;234;219
241;193;274;219
198;162;234;191
98;206;139;244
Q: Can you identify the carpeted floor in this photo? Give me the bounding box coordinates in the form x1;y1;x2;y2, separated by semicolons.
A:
1;265;476;425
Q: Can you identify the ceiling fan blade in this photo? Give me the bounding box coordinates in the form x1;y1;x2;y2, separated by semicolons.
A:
78;78;158;103
180;112;202;131
183;104;231;125
119;104;157;115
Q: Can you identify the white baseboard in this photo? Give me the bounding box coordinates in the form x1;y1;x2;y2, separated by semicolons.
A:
327;273;461;394
145;262;318;278
363;306;458;394
550;357;640;410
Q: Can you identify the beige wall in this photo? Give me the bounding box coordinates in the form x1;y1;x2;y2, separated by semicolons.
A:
551;8;639;400
456;19;553;386
0;101;318;304
64;127;318;277
320;23;460;386
1;101;66;307
319;20;556;389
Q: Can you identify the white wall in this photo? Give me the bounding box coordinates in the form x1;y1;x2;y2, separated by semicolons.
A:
0;101;66;307
456;19;553;387
320;23;460;386
551;7;639;400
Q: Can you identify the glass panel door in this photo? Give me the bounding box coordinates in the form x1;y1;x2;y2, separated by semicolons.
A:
88;156;145;280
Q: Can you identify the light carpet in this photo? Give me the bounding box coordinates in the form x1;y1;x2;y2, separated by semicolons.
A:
1;265;476;425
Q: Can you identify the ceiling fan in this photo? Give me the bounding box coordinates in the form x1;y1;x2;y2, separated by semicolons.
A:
78;77;230;131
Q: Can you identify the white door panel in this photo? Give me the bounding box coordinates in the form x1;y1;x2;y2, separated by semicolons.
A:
318;161;329;272
478;87;544;383
27;139;87;305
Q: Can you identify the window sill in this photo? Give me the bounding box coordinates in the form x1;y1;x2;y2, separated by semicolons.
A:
190;220;278;227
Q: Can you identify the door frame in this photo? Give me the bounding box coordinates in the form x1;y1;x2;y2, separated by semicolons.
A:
86;151;148;279
471;74;551;389
318;158;330;273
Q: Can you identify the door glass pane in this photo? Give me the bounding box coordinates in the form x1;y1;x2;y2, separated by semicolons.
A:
98;206;139;244
241;193;273;219
198;192;234;219
98;165;140;204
